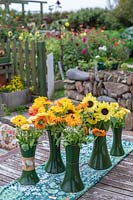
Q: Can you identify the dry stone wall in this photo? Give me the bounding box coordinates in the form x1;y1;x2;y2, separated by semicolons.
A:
64;70;133;111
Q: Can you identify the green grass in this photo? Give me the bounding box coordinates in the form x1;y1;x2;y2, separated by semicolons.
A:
51;89;65;100
126;57;133;64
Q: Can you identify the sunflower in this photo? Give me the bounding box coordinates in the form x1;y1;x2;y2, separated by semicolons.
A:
64;113;82;127
82;93;98;112
34;116;47;129
92;128;106;137
95;102;113;122
87;115;98;125
11;115;28;127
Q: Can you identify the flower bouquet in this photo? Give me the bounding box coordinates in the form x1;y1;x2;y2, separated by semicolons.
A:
60;106;91;193
110;103;130;156
11;114;47;185
77;93;113;169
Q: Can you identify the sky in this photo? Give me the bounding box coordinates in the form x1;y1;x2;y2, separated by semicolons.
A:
6;0;109;13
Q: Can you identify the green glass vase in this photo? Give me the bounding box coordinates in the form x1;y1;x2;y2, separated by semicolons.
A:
110;126;125;156
60;145;84;193
18;145;39;185
45;131;65;174
89;136;112;170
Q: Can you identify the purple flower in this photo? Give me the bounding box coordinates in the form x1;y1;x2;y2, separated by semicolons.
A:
82;37;87;43
81;48;87;55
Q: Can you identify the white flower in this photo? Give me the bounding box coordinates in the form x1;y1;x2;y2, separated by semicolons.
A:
99;46;107;51
95;55;100;58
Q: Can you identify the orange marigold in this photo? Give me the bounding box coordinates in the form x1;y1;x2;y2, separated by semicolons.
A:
65;114;82;127
92;128;106;137
34;116;47;129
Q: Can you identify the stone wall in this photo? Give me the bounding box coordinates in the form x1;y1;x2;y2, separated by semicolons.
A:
64;70;133;111
64;70;133;130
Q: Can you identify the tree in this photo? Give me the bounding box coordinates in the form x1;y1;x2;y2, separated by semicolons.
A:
115;0;133;25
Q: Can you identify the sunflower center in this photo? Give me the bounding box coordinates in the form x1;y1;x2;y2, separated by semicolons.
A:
101;108;109;115
88;101;94;108
67;109;74;114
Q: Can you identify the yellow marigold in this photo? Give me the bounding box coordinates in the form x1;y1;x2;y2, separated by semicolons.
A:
21;124;30;131
11;115;28;127
27;116;37;124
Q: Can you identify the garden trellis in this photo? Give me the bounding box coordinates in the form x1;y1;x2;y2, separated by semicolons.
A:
0;0;47;24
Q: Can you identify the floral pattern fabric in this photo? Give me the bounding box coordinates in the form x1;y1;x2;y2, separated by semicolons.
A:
0;123;18;150
0;137;132;200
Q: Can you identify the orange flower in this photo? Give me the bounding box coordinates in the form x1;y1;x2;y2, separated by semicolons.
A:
29;106;38;116
65;114;82;127
76;102;88;110
84;126;89;135
34;116;47;129
92;128;106;137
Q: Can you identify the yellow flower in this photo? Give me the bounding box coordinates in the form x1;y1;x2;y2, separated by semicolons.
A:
21;124;30;131
65;22;70;27
8;31;13;37
82;93;98;112
11;115;28;127
96;102;113;122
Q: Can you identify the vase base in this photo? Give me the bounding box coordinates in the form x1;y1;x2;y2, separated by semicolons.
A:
45;161;65;174
89;163;112;170
18;170;40;185
60;181;84;193
110;149;125;157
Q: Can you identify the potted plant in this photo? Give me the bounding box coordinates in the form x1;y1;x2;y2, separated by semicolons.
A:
0;76;31;111
95;56;107;70
105;58;119;70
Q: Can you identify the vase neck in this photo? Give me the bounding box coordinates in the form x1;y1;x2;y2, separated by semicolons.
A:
65;145;80;163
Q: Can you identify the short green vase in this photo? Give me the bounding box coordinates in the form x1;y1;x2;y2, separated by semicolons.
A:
18;145;39;185
60;145;84;193
89;136;112;170
110;126;125;156
45;131;65;174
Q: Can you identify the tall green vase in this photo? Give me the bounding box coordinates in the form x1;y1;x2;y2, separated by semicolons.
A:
60;145;84;193
110;126;125;156
45;131;65;173
18;145;39;185
89;136;112;170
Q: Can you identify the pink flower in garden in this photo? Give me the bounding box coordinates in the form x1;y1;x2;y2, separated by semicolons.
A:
82;37;87;43
81;48;87;55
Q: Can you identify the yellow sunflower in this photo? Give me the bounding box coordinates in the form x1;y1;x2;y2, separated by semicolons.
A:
11;115;28;127
95;102;113;122
82;93;98;112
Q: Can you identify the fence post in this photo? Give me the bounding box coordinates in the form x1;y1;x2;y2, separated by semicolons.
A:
37;41;47;96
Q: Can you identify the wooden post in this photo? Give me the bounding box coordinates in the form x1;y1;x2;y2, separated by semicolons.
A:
22;3;25;25
40;2;43;24
31;40;37;93
12;38;17;76
25;40;30;87
37;41;47;96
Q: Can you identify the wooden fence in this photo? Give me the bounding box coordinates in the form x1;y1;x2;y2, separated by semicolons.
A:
0;38;47;96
